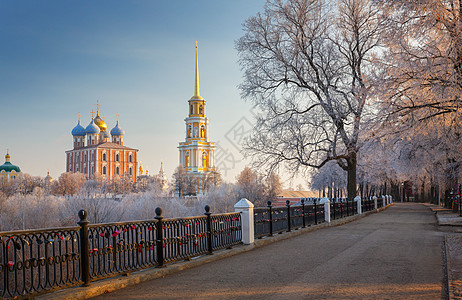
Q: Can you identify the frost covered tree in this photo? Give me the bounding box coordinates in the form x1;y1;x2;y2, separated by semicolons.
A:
51;172;85;196
237;0;384;199
235;167;282;205
376;1;462;190
310;161;347;197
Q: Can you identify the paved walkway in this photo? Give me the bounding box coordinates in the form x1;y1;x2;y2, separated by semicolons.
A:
93;203;445;299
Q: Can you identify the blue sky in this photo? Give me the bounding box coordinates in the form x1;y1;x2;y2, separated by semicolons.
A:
0;1;276;184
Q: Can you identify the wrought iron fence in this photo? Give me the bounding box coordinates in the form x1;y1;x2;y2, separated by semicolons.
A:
0;226;81;299
254;200;325;238
361;198;374;212
0;205;241;299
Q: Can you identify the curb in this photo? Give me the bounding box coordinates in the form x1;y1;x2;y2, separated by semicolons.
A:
444;235;452;300
37;204;392;300
445;234;462;300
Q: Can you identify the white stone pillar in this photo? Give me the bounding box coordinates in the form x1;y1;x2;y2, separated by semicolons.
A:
234;198;254;245
373;196;378;210
355;196;361;214
320;198;330;223
382;195;386;207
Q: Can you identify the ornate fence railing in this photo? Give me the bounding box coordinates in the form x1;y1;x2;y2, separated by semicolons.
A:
0;226;81;299
254;200;325;238
0;205;241;299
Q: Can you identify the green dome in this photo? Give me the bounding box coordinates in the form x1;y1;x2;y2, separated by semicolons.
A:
0;161;20;173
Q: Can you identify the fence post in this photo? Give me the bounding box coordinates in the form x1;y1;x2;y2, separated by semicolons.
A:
355;196;361;214
301;199;306;228
234;198;254;245
267;200;273;236
382;195;386;207
286;200;291;232
78;210;90;286
313;198;318;225
155;207;165;267
373;196;378;210
320;198;330;223
205;205;213;254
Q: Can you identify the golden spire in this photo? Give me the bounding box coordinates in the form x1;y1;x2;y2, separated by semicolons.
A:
5;149;10;162
191;41;204;100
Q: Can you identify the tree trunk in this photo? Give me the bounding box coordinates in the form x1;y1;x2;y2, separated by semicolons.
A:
346;152;357;200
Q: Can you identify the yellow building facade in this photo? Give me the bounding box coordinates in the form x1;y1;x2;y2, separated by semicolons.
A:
178;43;216;194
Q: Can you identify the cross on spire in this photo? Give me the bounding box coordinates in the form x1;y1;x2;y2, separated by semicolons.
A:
77;112;81;122
116;112;120;122
95;100;101;113
90;109;95;118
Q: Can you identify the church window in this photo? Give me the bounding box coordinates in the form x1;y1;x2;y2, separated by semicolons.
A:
103;153;107;161
194;127;199;137
116;167;120;175
200;125;205;138
129;167;133;176
91;166;94;173
190;104;193;115
116;154;120;162
129;154;133;163
103;166;107;175
188;125;192;138
199;105;203;114
202;152;207;168
84;153;87;161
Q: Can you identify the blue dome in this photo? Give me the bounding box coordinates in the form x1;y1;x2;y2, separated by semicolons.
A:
110;121;125;136
85;119;100;134
102;130;110;139
71;121;86;136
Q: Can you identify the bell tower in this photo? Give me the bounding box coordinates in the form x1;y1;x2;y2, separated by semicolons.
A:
178;42;216;195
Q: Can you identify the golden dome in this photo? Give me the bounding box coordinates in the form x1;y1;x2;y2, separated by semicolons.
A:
94;112;107;132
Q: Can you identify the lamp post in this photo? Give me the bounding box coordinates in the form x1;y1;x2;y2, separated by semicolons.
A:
401;182;404;203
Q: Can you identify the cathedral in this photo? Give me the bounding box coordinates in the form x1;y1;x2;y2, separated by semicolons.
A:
66;103;139;182
0;150;21;180
178;43;216;195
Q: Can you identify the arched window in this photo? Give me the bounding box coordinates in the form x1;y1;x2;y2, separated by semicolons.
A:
200;125;205;138
103;153;107;161
103;166;107;175
199;105;203;114
116;167;120;175
187;125;192;138
116;154;120;162
129;154;133;163
190;104;193;115
129;167;133;176
202;152;207;168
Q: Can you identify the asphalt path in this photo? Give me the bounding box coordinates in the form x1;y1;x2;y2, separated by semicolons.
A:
93;203;445;299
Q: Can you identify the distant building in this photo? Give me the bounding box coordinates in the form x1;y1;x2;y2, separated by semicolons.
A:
158;162;169;191
66;103;139;182
177;42;216;196
274;190;318;206
44;171;53;184
0;150;21;180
